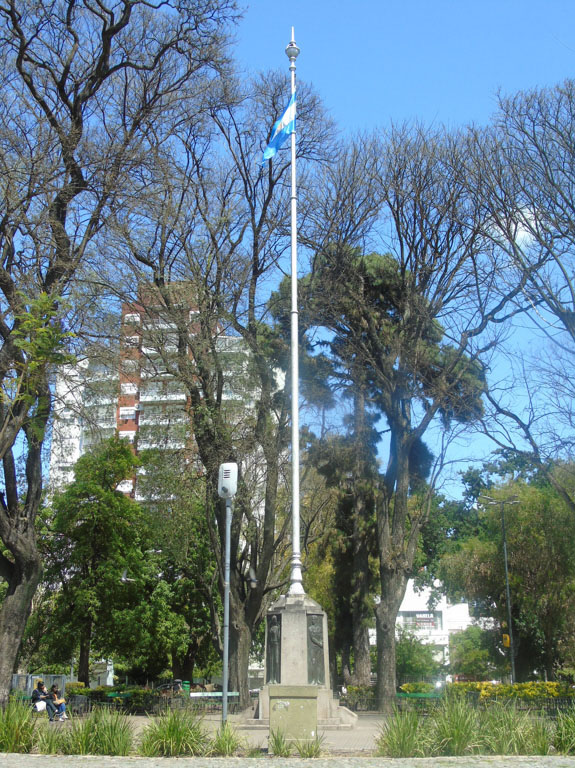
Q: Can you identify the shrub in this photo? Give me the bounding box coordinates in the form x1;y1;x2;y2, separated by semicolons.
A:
139;708;208;757
36;720;64;754
478;701;535;755
342;685;376;710
400;682;435;694
448;681;575;701
64;682;86;697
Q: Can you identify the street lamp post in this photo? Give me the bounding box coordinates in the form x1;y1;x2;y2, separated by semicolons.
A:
483;495;519;684
218;462;238;724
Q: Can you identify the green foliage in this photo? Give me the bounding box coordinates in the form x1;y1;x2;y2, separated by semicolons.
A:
479;701;544;755
342;685;376;710
400;682;435;693
449;625;500;680
268;729;292;756
0;701;37;753
376;707;423;757
40;436;146;672
294;734;325;757
555;706;575;754
36;721;64;754
440;474;575;679
65;708;134;756
64;682;86;697
139;708;208;757
12;293;74;371
208;721;243;755
426;694;481;756
396;627;442;682
448;681;575;700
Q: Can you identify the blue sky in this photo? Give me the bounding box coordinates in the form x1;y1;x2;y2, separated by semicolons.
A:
235;1;575;495
235;0;575;132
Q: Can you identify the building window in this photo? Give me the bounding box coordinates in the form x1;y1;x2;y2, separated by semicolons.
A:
119;407;136;421
121;359;139;375
124;313;141;325
119;430;136;443
121;382;138;395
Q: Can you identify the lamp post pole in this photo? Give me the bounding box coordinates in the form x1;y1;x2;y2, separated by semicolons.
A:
218;463;238;724
499;499;516;685
483;495;518;684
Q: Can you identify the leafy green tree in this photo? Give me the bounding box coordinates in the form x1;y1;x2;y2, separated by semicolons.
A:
135;449;221;683
449;625;502;680
440;475;575;680
396;627;442;684
307;426;379;686
308;244;486;710
47;437;145;684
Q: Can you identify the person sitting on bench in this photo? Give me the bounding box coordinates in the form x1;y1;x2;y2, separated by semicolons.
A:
49;684;68;720
31;681;58;721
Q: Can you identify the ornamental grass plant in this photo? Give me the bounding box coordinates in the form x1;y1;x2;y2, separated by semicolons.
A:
425;693;481;756
268;728;292;756
294;734;325;757
479;701;538;755
63;708;133;755
139;707;208;756
554;705;575;754
375;707;423;758
208;721;244;756
0;701;37;753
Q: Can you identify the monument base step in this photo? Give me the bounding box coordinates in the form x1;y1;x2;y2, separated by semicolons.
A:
240;718;353;731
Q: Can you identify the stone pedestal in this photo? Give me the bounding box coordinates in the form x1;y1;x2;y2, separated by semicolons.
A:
269;685;318;740
256;593;356;731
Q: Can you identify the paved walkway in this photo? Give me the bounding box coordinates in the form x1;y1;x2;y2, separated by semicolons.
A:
4;755;575;767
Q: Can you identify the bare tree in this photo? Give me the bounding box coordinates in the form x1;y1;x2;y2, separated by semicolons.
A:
100;71;334;707
468;79;575;507
307;125;522;710
0;0;236;702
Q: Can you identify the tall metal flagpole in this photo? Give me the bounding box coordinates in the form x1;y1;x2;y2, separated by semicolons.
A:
285;29;304;597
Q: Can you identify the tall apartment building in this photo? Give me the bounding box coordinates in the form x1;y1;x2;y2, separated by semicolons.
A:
49;285;253;494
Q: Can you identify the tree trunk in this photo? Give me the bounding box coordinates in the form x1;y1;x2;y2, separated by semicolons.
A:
0;551;42;705
350;517;373;685
341;644;352;685
349;384;375;686
374;569;408;712
351;620;372;686
228;606;252;709
78;620;92;686
172;644;197;684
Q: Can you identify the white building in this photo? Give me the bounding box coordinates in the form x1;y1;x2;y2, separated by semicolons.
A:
395;580;473;666
369;579;474;667
49;285;258;494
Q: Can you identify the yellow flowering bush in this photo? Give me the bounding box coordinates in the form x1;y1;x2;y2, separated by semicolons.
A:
400;682;435;694
448;681;575;700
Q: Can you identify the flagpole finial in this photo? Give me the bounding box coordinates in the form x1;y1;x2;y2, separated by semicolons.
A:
285;31;300;65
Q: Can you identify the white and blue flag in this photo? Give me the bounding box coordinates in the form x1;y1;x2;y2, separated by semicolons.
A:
263;91;296;162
